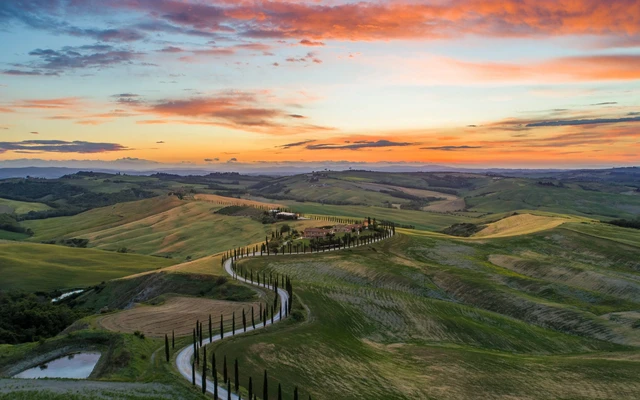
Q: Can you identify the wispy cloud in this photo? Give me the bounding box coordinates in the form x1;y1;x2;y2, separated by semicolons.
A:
279;139;315;149
0;140;129;154
422;145;483;151
306;140;415;150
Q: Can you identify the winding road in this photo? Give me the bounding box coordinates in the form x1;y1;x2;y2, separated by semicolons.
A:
175;232;393;399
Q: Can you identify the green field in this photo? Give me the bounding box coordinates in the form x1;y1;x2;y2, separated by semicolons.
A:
0;198;51;215
25;197;323;261
209;227;640;399
287;201;490;230
0;243;175;292
464;178;640;219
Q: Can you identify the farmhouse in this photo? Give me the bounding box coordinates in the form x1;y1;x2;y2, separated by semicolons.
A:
333;223;363;233
304;227;333;238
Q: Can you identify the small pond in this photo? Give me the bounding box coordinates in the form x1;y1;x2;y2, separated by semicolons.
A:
13;352;101;379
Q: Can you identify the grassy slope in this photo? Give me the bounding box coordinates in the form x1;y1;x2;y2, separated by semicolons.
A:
465;178;640;219
26;197;323;261
0;198;51;215
0;243;175;292
287;202;479;230
210;229;640;399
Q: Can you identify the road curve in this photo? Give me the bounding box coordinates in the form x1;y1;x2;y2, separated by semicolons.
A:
175;232;392;399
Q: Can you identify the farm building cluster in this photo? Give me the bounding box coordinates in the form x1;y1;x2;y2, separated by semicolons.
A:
303;221;369;238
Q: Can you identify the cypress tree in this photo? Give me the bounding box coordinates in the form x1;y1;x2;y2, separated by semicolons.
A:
248;376;253;399
263;369;268;400
192;328;197;362
278;383;282;400
200;321;203;347
264;309;267;327
232;312;236;335
251;306;255;329
164;333;170;362
209;314;212;342
220;314;224;339
271;305;274;324
259;303;263;321
242;308;247;332
294;386;299;400
213;352;218;399
285;300;288;317
234;358;239;392
202;345;207;394
192;362;195;385
223;355;228;383
227;380;232;400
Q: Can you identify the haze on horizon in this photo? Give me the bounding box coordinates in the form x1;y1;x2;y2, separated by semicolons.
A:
1;0;639;169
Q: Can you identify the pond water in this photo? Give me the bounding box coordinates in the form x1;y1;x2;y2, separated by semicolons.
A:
51;289;84;303
13;352;101;379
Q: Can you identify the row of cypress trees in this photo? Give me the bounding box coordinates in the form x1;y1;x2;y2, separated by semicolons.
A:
163;223;395;398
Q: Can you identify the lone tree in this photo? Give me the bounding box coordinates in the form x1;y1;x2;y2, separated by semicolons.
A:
234;358;239;392
263;369;268;400
164;334;170;362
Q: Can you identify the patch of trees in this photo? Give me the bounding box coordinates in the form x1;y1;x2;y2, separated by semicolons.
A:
605;218;640;230
0;292;87;344
442;222;486;237
0;213;33;236
59;238;89;248
0;179;156;220
537;181;565;188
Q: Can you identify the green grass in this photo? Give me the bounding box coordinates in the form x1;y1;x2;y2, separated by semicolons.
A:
0;243;175;292
208;227;640;399
0;231;29;241
0;197;51;215
465;178;640;219
287;201;487;230
25;197;319;261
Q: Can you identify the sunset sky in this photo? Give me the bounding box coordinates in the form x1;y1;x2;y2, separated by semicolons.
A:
1;0;639;168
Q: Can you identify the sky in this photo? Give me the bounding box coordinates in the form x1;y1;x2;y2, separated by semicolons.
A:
0;0;639;169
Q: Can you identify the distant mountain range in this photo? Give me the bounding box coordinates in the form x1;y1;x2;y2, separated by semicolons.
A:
0;158;636;179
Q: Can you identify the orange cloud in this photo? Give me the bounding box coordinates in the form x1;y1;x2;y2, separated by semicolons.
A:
127;90;334;135
119;0;640;41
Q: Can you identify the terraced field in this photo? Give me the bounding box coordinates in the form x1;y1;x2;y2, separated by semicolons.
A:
210;227;640;399
97;296;262;338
